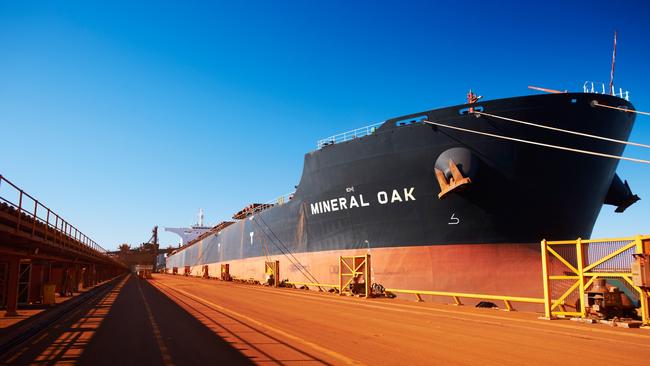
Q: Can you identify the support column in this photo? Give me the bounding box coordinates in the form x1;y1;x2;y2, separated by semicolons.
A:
72;264;80;293
59;264;74;297
51;264;63;295
4;256;20;317
82;265;89;288
59;264;68;297
90;264;96;286
29;262;44;304
44;261;52;284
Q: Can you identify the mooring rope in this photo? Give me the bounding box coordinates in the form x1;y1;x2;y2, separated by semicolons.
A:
423;120;650;165
473;111;650;149
592;101;650;116
251;215;323;285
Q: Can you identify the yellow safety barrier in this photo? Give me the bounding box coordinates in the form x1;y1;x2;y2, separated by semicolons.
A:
384;288;547;311
339;254;371;298
541;235;650;325
265;260;280;287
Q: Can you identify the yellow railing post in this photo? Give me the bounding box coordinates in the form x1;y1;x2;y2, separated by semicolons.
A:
540;239;553;319
635;235;649;326
575;238;587;319
635;234;644;254
365;253;371;299
338;256;343;295
452;296;462;306
639;288;649;326
503;300;513;312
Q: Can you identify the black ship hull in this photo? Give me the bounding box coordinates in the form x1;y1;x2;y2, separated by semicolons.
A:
167;92;636;297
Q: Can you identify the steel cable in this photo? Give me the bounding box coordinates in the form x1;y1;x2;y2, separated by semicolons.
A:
255;214;322;285
592;101;650;116
250;214;322;286
473;111;650;149
423;120;650;165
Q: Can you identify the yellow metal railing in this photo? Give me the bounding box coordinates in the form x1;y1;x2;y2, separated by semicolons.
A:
384;289;550;311
286;255;372;296
285;281;339;291
541;235;650;325
285;253;561;312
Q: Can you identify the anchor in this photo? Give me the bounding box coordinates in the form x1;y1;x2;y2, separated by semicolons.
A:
435;159;472;199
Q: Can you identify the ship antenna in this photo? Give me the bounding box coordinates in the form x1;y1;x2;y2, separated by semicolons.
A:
198;208;204;227
609;30;617;95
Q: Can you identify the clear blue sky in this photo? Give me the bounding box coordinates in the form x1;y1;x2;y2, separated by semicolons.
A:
1;1;649;250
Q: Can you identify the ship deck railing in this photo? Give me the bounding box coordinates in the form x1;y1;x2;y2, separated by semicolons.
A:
317;122;384;149
242;191;297;218
583;80;629;101
266;191;295;206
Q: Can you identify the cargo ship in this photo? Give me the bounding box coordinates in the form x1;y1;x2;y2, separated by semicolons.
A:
165;87;639;299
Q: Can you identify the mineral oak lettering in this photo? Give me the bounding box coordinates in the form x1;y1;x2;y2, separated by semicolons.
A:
310;187;415;215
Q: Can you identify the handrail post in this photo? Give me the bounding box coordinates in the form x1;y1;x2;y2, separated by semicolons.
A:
634;235;649;325
575;238;587;319
503;299;513;311
452;296;462;306
54;216;59;244
16;190;23;231
635;234;644;254
32;200;38;236
45;209;50;241
338;256;343;295
365;253;371;299
540;239;553;319
640;289;650;326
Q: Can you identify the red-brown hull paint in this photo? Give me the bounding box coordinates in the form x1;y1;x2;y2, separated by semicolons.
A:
173;243;548;305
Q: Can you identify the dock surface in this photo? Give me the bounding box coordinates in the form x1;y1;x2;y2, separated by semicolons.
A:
2;274;649;365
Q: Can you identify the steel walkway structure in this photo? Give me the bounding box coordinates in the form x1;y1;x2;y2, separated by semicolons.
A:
0;174;126;316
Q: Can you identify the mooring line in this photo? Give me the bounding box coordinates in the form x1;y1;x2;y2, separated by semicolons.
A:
423;120;650;165
592;101;650;116
474;111;650;149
